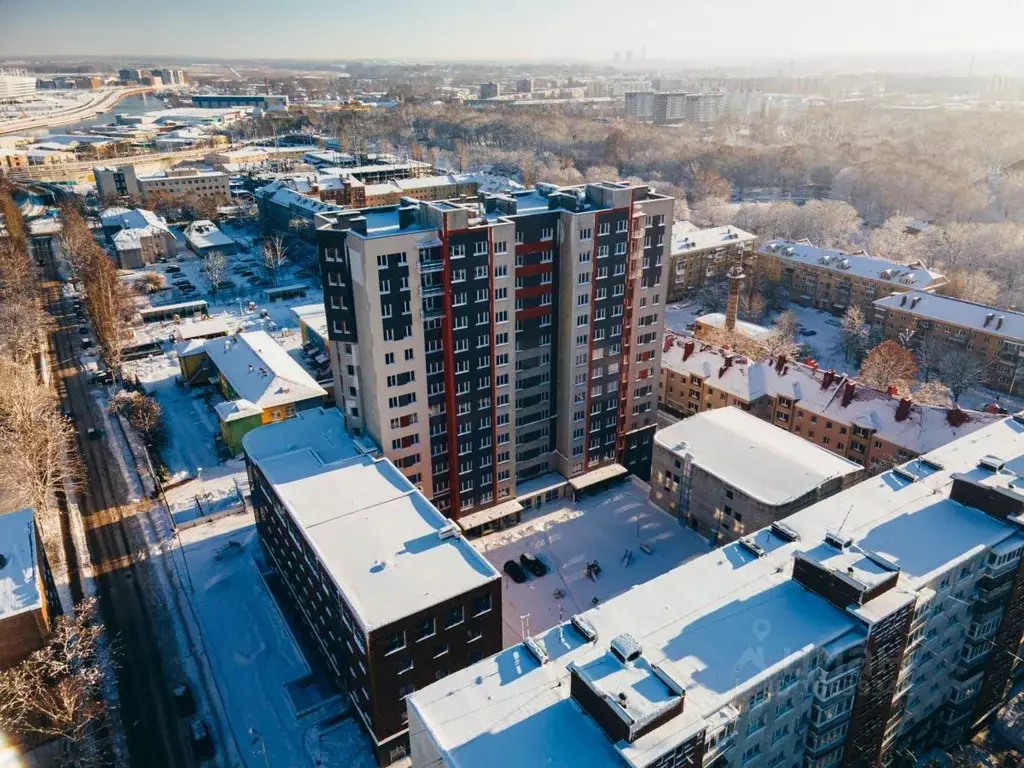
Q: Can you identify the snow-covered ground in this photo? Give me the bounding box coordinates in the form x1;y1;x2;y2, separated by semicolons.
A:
663;301;703;334
122;244;325;480
172;514;377;767
771;304;850;375
472;481;708;647
664;300;855;376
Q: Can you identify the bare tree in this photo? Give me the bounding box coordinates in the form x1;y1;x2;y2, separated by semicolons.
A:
202;250;229;294
79;245;130;378
0;598;107;765
110;390;164;447
859;340;919;395
912;380;953;407
944;268;1001;305
0;300;52;366
938;347;988;403
0;359;79;517
262;235;289;286
833;306;870;365
136;271;167;295
914;334;948;382
866;215;925;264
691;198;735;228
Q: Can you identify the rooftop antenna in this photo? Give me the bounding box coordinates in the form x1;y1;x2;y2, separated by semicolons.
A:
836;504;854;534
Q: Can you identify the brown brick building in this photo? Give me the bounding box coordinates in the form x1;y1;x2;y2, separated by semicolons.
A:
0;508;61;671
243;409;502;765
658;335;1000;470
873;290;1024;396
666;222;756;301
755;238;948;315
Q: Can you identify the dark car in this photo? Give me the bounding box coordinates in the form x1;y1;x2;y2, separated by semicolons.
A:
86;426;103;440
81;337;94;349
520;553;548;577
79;326;89;335
189;719;215;761
503;560;528;584
173;683;196;717
165;265;182;274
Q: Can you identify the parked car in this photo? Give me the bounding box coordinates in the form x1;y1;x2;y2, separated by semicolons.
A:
503;560;528;583
165;265;182;273
520;553;548;577
79;326;89;335
173;683;196;717
188;719;215;761
91;370;113;385
86;427;103;440
81;337;94;349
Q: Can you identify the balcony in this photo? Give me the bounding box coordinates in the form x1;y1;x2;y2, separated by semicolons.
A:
419;259;444;274
422;306;445;321
421;284;445;299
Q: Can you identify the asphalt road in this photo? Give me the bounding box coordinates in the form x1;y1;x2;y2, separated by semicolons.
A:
40;249;196;768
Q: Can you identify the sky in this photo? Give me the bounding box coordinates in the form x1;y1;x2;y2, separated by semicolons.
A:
1;0;1023;63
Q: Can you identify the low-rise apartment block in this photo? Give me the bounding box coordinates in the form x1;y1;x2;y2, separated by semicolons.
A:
756;238;948;314
95;164;231;204
651;407;863;543
659;336;1000;470
99;206;176;268
0;508;61;671
243;408;502;764
873;290;1024;396
177;331;327;454
315;181;674;529
667;221;756;301
408;414;1024;768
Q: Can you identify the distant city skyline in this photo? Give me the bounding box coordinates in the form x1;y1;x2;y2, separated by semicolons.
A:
2;0;1024;65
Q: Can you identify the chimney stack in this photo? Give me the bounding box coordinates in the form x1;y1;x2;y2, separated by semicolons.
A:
775;354;787;374
821;369;835;390
841;381;856;407
725;265;745;332
683;340;695;361
895;397;912;422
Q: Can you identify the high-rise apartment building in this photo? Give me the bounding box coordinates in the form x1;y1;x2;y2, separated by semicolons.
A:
315;181;674;532
408;413;1024;768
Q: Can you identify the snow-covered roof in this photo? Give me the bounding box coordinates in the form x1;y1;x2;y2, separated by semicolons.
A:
695;312;772;340
112;228;145;249
655;407;861;506
873;290;1024;343
203;331;326;410
757;238;947;291
183;220;235;251
0;508;42;620
290;303;328;342
100;207;171;237
671;221;755;254
255;181;345;216
660;335;1001;455
176;318;231;341
243;408;500;630
409;415;1024;768
455;171;524;195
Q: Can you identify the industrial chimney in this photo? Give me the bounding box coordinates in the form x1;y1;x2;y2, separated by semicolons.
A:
725;265;745;332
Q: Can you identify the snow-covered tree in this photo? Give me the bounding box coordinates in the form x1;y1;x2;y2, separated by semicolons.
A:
859;340;919;395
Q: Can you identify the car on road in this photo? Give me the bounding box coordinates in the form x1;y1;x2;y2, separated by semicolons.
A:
81;337;94;349
188;719;215;761
798;329;818;338
520;553;548;577
86;427;104;440
503;560;529;583
79;326;89;335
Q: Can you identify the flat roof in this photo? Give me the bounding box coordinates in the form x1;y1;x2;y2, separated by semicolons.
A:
695;312;772;340
758;238;947;292
410;415;1024;767
203;331;326;410
0;508;41;620
176;318;231;341
184;220;235;250
655;407;861;506
671;221;755;254
243;409;500;630
873;290;1024;343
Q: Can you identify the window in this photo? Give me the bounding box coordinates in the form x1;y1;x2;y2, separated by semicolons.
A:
384;352;395;365
598;222;611;236
396;657;413;675
540;227;554;241
450;244;466;258
379;279;391;294
385;631;406;655
473;593;492;616
468;626;483;643
580;227;592;240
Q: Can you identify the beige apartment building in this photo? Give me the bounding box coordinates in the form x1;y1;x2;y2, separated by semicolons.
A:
316;182;675;531
666;221;756;301
873;290;1024;396
650;407;862;543
755;238;948;314
659;335;1000;470
138;167;231;203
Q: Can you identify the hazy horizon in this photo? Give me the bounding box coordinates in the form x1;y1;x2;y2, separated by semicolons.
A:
2;0;1023;67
